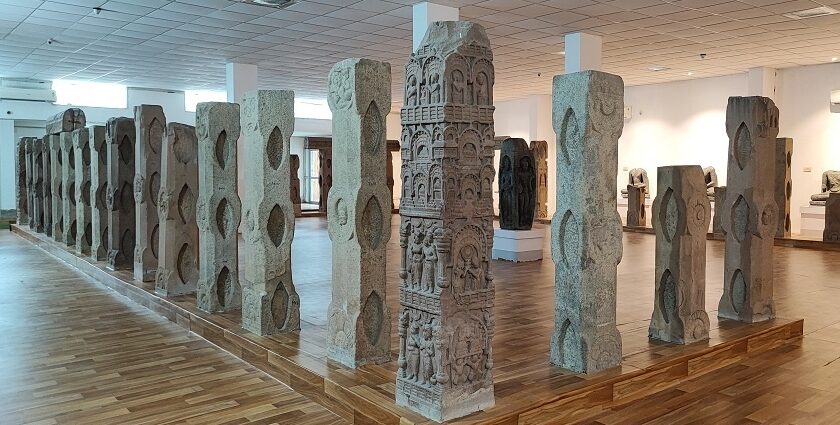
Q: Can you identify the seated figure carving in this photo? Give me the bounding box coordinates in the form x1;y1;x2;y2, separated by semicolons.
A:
810;170;840;206
620;168;649;198
703;166;718;200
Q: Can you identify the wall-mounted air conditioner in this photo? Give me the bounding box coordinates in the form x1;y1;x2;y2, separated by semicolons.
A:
0;78;56;102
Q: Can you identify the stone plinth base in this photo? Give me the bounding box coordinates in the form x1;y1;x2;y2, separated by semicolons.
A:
801;205;825;238
492;225;545;262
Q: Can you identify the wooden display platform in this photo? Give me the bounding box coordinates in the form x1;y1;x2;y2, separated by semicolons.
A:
11;224;804;424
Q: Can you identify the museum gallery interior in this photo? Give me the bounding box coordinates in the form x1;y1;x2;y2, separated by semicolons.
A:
3;0;840;424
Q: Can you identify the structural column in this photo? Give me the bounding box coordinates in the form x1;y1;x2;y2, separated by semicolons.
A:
89;126;108;261
226;62;257;216
411;2;458;51
106;117;136;271
326;58;393;367
134;104;165;282
196;102;242;312
16;137;29;226
564;32;602;73
397;21;496;421
60;131;77;246
718;96;778;322
73;128;92;255
550;70;624;373
241;90;300;335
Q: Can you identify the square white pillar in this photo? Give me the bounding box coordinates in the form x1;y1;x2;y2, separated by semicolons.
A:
412;2;459;51
747;67;777;101
564;32;602;73
226;63;258;104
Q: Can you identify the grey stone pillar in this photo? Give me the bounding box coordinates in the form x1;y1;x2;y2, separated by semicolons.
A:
550;70;624;373
325;58;393;368
823;193;840;242
530;140;549;219
318;148;332;213
499;138;536;230
106;117;136;271
90;126;108;261
134;105;165;282
775;137;793;238
241;90;300;335
649;165;711;344
626;185;646;227
32;138;45;233
290;154;302;217
42;135;52;237
73;128;92;256
16;138;30;226
396;21;496;421
49;134;63;241
46;108;85;134
60;132;77;246
155;123;199;297
713;186;726;236
196;102;241;312
718;96;778;323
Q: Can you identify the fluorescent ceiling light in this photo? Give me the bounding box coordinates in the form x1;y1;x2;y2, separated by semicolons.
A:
233;0;296;9
647;66;669;72
783;6;838;19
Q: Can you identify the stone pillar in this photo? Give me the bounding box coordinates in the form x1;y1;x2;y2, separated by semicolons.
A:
290;154;302;217
530;140;549;219
106;117;136;271
550;70;624;373
649;165;711;344
823;193;840;242
626;185;646;227
49;134;63;241
499;138;536;230
155;123;199;297
775;137;793;238
16;138;29;226
318;148;332;213
241;90;300;335
134;105;165;282
712;186;726;236
32;139;45;233
718;96;778;323
42;135;52;237
60;131;77;246
89;126;108;261
396;21;496;421
73;128;93;256
196;102;242;312
325;58;393;368
46;108;85;134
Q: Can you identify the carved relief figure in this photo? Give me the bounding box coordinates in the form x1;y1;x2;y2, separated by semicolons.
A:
499;138;536;230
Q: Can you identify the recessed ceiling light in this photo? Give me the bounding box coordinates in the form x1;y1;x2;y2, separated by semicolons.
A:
554;51;565;55
687;72;694;76
833;57;838;62
783;6;838;19
648;66;669;72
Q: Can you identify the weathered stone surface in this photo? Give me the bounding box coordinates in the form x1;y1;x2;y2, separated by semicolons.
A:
16;138;30;226
810;170;840;206
626;185;647;227
290;154;302;216
620;168;648;198
499;138;536;230
46;108;86;135
49;134;64;242
106;117;136;271
73;128;93;256
155;123;199;297
89;126;108;261
775;138;793;238
42;135;52;237
397;21;496;421
530;140;549;219
241;90;300;335
318;148;332;213
718;96;778;323
196;102;241;312
823;193;840;242
649;165;711;344
551;70;624;373
326;58;393;368
60;132;77;246
32;138;46;233
713;186;727;236
703;166;718;199
134;105;165;282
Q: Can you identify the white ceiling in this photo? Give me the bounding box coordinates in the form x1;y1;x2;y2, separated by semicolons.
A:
2;0;840;102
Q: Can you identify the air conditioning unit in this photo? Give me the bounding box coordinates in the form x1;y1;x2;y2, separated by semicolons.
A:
0;79;56;102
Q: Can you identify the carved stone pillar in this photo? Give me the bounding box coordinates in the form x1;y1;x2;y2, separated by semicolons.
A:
626;185;646;227
499;138;536;230
155;123;199;297
713;186;727;236
718;96;778;323
49;134;64;242
196;102;242;312
32;138;45;233
290;154;302;217
530;140;549;219
318;147;332;213
649;165;711;344
16;138;30;227
90;126;108;261
106;117;136;271
550;70;624;373
396;21;496;421
42;136;52;237
823;193;840;242
134;105;165;282
73;128;93;256
46;108;85;135
775;137;793;238
241;90;300;335
326;58;393;367
60;132;77;246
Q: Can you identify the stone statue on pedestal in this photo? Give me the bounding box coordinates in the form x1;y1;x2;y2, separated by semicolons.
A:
499;138;536;230
810;171;840;206
703;166;718;200
620;168;648;198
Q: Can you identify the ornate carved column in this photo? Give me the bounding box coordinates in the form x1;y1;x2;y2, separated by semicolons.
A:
32;138;45;233
775;137;793;238
499;138;536;230
396;21;496;421
49;134;64;242
319;148;332;213
42;135;52;237
106;117;136;271
16;137;30;227
73;128;92;256
90;126;109;261
134;105;165;282
529;140;549;219
60;131;77;246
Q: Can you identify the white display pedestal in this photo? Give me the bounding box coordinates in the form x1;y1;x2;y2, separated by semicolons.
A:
492;224;545;262
800;205;825;238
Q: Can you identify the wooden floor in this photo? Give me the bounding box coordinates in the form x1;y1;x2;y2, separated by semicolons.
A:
5;216;840;424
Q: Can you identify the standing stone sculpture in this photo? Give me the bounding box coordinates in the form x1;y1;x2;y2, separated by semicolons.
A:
42;135;52;237
155;123;199;297
89;126;108;261
718;96;778;323
60;132;77;246
241;90;300;335
550;70;624;373
290;154;302;216
397;21;496;421
626;185;647;227
106;117;136;271
499;138;536;230
713;186;727;236
134;105;165;282
326;58;393;367
319;148;332;213
775;138;793;238
810;171;840;205
16;138;29;226
649;165;711;344
196;102;241;312
823;193;840;242
49;134;64;242
32;139;46;233
46;108;85;135
73;128;92;256
530;140;549;219
703;166;718;200
620;168;649;198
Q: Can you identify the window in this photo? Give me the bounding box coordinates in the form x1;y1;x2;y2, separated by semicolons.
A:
185;90;227;112
295;98;331;120
302;148;321;205
53;80;127;109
